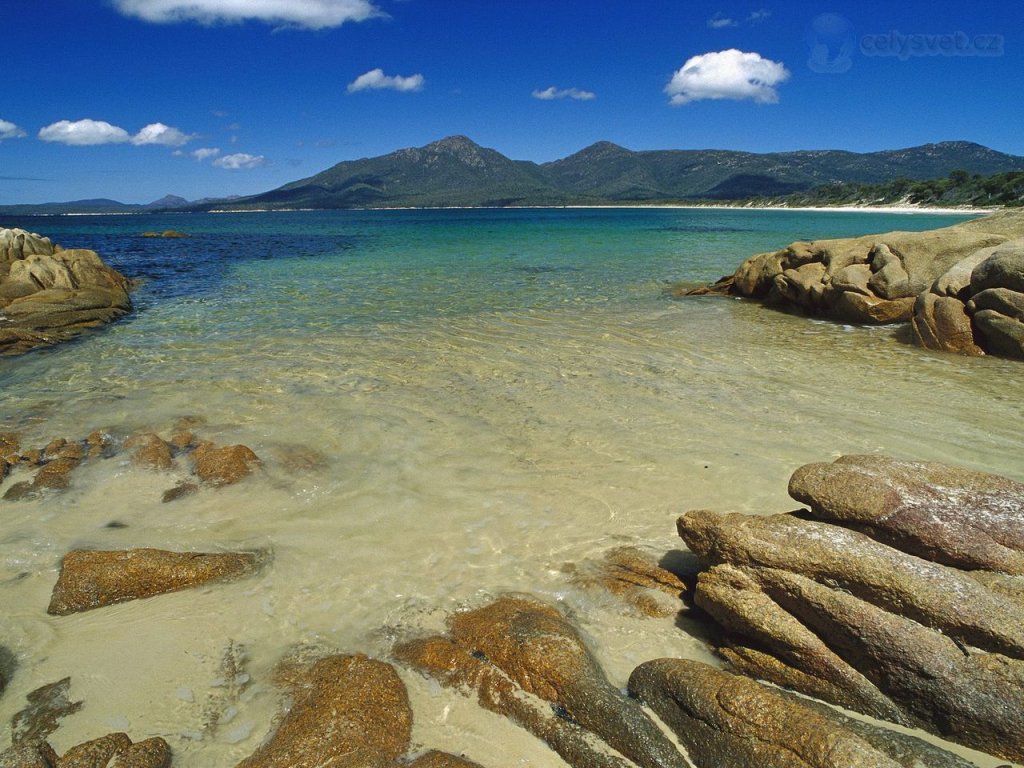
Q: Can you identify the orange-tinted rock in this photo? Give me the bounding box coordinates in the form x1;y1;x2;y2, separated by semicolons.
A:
192;443;261;486
236;654;411;768
567;546;690;617
407;751;486;768
48;548;265;615
125;433;174;471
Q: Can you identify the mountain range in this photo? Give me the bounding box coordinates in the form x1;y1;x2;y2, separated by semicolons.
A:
206;136;1024;210
4;136;1024;214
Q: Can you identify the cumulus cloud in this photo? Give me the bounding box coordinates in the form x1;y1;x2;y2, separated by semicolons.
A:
0;119;27;141
38;119;131;145
665;49;790;105
707;12;737;29
347;68;425;93
111;0;384;29
132;122;194;146
532;86;596;101
214;152;266;169
192;147;221;161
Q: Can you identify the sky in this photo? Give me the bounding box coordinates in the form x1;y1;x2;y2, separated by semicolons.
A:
1;0;1022;204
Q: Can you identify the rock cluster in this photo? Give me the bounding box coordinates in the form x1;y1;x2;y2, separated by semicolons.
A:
685;210;1024;359
1;677;170;767
0;423;262;502
0;228;133;355
678;454;1024;763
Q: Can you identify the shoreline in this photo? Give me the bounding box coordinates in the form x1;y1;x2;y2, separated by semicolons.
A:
4;203;995;217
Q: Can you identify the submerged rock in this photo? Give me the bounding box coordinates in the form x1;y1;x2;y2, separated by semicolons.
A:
191;443;261;486
10;678;83;748
0;229;133;356
125;433;174;471
629;659;974;768
47;548;266;615
566;546;691;617
405;751;485;768
236;654;411;768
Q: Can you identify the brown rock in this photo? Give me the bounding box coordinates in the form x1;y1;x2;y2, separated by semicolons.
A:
867;243;913;300
161;482;199;504
970;240;1024;294
693;563;906;724
11;678;83;748
236;654;411;768
192;443;261;486
84;430;116;459
406;751;485;768
829;292;915;324
829;263;874;297
394;636;634;768
0;743;60;768
972;308;1024;359
32;458;81;490
3;481;36;501
630;659;909;768
48;548;265;615
446;596;687;768
42;439;67;461
911;293;983;355
789;455;1024;573
168;431;195;452
567;546;689;617
124;433;173;471
632;658;977;768
677;509;1024;658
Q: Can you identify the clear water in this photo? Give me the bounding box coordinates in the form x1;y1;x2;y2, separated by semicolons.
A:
0;208;1019;766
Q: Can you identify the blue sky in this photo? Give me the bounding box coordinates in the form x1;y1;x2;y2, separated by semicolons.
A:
1;0;1021;204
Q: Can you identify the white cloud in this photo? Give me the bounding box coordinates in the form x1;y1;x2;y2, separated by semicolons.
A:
707;13;737;29
665;49;790;105
111;0;384;29
192;147;221;161
214;152;266;169
0;119;27;140
532;86;596;101
132;122;194;146
347;68;425;93
747;9;771;23
38;119;131;145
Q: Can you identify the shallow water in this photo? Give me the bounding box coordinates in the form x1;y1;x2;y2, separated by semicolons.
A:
0;208;1019;765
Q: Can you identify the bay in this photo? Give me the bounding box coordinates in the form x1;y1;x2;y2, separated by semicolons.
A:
0;208;1018;766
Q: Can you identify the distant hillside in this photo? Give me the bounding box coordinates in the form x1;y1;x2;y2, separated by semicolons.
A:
5;137;1024;214
0;195;193;216
218;136;1024;210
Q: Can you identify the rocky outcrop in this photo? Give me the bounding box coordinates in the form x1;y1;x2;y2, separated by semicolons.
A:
677;455;1024;762
0;228;132;355
47;548;266;615
396;595;687;768
191;443;262;486
683;210;1024;359
236;654;412;768
629;659;974;768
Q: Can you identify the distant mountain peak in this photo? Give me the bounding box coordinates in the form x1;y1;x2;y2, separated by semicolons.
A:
145;194;189;209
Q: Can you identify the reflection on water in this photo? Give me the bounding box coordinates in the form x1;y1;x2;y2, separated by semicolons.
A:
0;209;1017;766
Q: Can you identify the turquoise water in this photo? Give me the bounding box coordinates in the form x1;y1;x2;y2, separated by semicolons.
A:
0;208;1018;766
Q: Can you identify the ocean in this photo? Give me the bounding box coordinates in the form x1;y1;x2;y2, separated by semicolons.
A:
1;207;1019;765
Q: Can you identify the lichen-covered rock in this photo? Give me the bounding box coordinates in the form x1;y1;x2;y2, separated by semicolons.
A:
789;455;1024;573
56;733;171;768
48;548;265;615
629;659;973;768
0;229;133;356
191;443;261;486
236;654;411;768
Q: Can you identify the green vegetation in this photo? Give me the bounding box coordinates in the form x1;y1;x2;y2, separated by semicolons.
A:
756;170;1024;208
